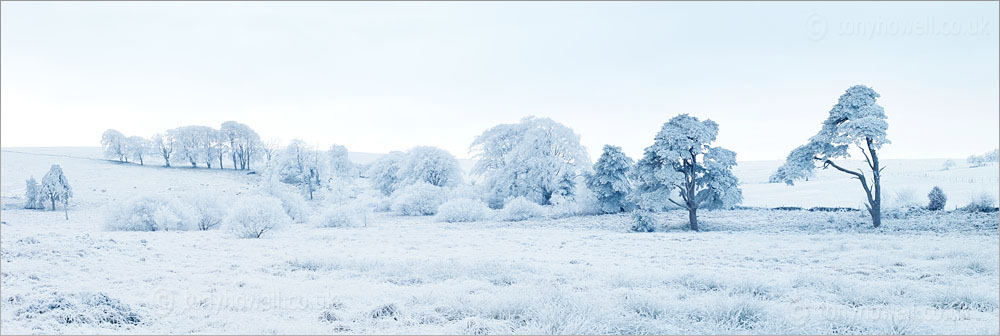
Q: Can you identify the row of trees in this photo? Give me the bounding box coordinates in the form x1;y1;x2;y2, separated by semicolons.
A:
23;165;74;219
967;149;999;168
102;121;268;170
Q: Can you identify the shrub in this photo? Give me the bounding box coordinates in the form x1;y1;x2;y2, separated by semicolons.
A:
630;210;656;232
190;195;229;230
927;186;947;211
104;196;196;231
548;192;602;219
501;197;544;221
963;193;997;212
317;205;364;228
390;182;448;216
436;198;491;222
222;196;290;238
270;188;311;223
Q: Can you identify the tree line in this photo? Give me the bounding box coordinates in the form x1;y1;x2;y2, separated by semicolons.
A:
101;121;273;170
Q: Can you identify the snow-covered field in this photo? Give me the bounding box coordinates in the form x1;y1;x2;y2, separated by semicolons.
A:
1;148;998;334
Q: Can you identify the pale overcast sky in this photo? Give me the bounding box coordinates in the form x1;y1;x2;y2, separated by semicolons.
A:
2;1;997;160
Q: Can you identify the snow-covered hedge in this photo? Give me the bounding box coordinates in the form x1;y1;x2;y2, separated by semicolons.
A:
436;198;491;223
501;197;544;221
223;196;290;238
391;182;448;216
104;195;196;231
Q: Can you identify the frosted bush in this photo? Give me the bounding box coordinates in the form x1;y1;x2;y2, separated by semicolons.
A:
963;192;996;212
222;196;290;238
390;182;448;216
190;194;230;230
630;210;656;232
548;192;602;219
104;196;196;231
436;198;491;222
501;197;544;221
270;188;311;223
317;205;364;228
927;186;947;211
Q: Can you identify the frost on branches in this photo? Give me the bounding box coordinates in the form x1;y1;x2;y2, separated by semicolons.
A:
770;85;889;227
632;114;742;231
470;116;590;208
101;129;128;163
586;145;635;214
397;146;463;188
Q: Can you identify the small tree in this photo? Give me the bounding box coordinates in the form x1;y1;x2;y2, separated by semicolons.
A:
632;114;742;231
40;165;73;219
397;146;463;188
586;145;634;213
927;186;947;211
771;85;889;228
101;129;128;162
328;144;355;179
942;160;956;171
126;136;150;165
152;133;175;167
368;151;407;196
273;139;324;200
23;177;45;210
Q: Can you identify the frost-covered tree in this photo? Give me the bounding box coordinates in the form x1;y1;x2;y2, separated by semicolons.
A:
169;126;216;168
368;151;407;196
273;139;324;200
101;129;128;162
151;132;176;167
985;149;1000;162
328;144;354;179
220;121;261;170
586;145;634;213
927;186;947;211
770;85;889;227
261;139;281;163
632;114;742;231
23;177;45;210
397;146;463;188
967;155;984;168
126;136;150;166
470;116;590;207
201;128;223;169
40;165;73;219
941;159;956;171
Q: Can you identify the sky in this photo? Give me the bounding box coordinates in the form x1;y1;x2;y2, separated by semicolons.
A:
2;1;997;161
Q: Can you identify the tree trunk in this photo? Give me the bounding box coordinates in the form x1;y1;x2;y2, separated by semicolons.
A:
688;206;698;231
64;200;69;220
869;142;882;228
50;198;56;211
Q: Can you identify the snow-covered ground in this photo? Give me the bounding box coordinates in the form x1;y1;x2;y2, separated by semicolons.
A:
1;148;998;334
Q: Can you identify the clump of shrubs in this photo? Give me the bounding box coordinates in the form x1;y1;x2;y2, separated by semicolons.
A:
927;186;947;211
630;210;656;232
269;188;311;223
500;197;544;221
317;205;364;228
104;195;197;231
222;196;290;238
963;193;997;213
390;182;448;216
436;198;491;222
